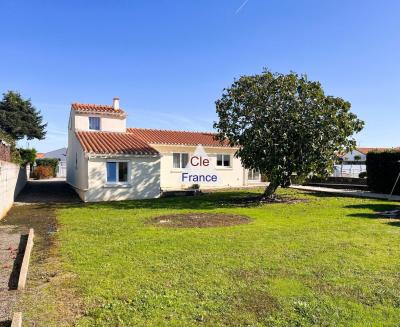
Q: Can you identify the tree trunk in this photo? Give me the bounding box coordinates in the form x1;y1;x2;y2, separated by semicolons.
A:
261;181;278;200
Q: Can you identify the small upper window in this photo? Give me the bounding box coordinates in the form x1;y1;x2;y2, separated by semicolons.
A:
217;154;231;167
173;153;189;169
89;117;100;130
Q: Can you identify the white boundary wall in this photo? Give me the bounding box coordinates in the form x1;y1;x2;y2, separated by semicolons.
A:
0;160;27;219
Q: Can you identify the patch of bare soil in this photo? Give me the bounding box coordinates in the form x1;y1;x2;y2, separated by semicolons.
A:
147;213;251;228
218;196;308;207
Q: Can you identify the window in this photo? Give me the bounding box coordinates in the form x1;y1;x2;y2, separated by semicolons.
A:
89;117;100;130
107;161;129;183
173;153;189;168
217;154;231;167
248;169;260;181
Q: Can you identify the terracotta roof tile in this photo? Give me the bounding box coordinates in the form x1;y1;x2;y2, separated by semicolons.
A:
127;128;230;147
71;103;126;117
76;131;159;156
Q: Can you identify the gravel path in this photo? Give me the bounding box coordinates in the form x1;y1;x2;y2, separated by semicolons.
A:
0;225;24;325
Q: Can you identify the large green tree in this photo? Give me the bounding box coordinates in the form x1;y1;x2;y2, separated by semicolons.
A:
214;70;364;198
0;91;46;140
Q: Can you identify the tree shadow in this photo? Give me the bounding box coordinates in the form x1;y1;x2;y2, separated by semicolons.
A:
68;190;267;211
16;180;81;204
0;320;11;327
387;221;400;228
344;203;400;226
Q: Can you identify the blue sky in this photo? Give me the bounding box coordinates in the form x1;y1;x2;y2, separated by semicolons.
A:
1;0;399;152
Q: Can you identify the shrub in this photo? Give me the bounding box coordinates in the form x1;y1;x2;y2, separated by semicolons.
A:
19;148;37;166
359;171;367;179
290;174;307;185
35;158;59;177
190;184;200;190
366;151;400;195
32;165;53;179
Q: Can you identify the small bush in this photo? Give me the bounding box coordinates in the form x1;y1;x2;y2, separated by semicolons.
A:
290;174;306;185
32;165;53;179
191;184;200;190
366;151;400;194
36;158;59;177
359;171;367;179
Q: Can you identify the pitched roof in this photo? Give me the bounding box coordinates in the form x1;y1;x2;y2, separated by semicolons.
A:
76;131;159;156
71;103;126;117
127;128;230;147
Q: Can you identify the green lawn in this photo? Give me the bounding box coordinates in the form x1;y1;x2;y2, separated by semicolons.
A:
33;189;400;326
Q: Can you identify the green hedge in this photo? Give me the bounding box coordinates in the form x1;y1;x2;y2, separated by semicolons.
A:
366;151;400;195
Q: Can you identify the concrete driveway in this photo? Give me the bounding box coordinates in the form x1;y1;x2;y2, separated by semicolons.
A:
16;178;81;204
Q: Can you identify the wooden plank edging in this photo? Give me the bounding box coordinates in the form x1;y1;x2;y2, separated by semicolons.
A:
17;228;34;290
11;312;22;327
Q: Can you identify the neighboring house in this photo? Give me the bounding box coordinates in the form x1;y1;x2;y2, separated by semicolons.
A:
67;97;261;202
334;147;400;178
36;148;67;177
43;148;67;177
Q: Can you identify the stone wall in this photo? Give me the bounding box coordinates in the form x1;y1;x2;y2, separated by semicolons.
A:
0;141;11;162
0;161;27;219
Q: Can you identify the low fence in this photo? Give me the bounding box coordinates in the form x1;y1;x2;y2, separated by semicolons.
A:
0;160;28;219
332;164;366;178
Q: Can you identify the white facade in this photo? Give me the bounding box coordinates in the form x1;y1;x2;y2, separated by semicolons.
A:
152;144;258;190
341;149;366;162
67;101;261;202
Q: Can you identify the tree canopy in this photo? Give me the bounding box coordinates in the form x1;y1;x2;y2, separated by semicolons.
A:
0;91;47;140
19;147;37;166
214;70;364;198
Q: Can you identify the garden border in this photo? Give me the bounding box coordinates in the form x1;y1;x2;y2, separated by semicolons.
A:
17;228;34;290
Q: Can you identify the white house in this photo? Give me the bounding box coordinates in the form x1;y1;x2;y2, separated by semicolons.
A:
333;147;399;178
67;98;261;202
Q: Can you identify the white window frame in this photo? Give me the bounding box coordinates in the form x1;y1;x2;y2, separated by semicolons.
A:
216;154;231;168
248;169;261;182
89;116;101;131
106;160;130;185
172;153;189;169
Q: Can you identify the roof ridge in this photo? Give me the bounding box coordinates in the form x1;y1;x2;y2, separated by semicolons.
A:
77;130;130;135
127;127;217;135
72;103;115;108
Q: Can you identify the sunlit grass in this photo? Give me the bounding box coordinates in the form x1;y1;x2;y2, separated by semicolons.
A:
54;188;400;326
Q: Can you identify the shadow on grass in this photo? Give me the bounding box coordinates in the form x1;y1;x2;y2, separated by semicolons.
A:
344;203;400;226
71;188;310;211
75;190;264;211
0;320;11;327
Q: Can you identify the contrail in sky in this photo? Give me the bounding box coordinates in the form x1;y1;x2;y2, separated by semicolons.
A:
235;0;250;15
